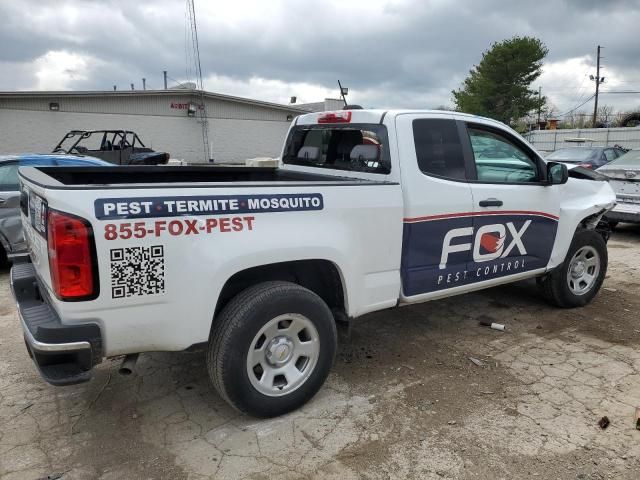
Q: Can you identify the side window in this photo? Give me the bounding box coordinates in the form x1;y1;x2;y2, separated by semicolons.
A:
0;164;19;191
468;127;539;183
76;133;104;152
604;149;617;162
412;119;466;180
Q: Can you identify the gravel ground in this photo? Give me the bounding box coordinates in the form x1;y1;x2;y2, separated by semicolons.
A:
1;225;639;480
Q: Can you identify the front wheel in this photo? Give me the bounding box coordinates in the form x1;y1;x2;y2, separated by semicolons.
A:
207;281;337;417
540;229;607;308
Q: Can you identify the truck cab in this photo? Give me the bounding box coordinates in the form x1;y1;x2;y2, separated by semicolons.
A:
286;109;613;304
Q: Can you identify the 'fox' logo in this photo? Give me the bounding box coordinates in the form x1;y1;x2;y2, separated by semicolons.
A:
439;220;531;269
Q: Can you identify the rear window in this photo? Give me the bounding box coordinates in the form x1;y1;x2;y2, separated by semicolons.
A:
282;124;391;174
608;150;640;167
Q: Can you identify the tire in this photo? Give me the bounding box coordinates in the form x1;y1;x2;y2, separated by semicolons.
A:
207;281;337;417
540;229;607;308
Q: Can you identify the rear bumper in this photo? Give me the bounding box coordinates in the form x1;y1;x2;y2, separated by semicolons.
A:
605;202;640;224
10;261;102;386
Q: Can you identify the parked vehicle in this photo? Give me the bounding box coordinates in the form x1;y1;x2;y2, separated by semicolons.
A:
53;130;170;165
11;109;615;417
0;154;112;266
597;149;640;225
546;146;627;169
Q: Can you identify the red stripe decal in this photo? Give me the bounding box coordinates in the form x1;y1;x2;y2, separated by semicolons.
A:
404;210;559;223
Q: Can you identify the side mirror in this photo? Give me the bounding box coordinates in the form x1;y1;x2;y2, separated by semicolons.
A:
546;161;568;185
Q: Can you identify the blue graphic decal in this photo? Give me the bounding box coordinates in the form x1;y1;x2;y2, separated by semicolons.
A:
95;193;324;220
401;213;558;297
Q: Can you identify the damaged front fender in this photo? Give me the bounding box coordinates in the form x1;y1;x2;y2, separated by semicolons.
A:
547;176;616;269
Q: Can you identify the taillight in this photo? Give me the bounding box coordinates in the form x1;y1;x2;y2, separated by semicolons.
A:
579;163;592;169
47;210;98;300
318;111;352;123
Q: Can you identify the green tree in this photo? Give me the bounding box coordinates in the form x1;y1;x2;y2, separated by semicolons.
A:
452;36;548;125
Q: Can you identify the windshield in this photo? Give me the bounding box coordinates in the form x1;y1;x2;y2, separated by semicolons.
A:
607;150;640;167
282;124;391;174
546;148;599;162
54;132;84;153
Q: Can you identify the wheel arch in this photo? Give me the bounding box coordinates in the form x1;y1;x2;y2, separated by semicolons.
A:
548;206;612;270
214;259;348;321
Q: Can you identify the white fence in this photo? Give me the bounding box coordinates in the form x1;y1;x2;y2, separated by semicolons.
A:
523;127;640;152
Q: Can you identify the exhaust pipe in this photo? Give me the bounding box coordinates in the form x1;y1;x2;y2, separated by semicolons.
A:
119;353;139;376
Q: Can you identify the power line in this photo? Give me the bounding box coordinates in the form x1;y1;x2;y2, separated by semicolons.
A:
567;60;594;109
555;94;596;117
165;74;183;87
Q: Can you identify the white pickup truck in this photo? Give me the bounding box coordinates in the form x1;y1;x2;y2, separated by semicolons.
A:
12;109;616;417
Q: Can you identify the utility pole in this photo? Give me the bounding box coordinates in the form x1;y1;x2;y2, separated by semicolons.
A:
591;45;604;128
536;86;542;128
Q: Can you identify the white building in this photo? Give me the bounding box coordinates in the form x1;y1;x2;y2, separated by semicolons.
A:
0;89;309;163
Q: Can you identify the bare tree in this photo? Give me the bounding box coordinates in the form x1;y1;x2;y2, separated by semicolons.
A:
596;104;615;126
543;102;558;121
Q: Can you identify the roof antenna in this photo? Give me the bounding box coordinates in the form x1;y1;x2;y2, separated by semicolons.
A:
338;80;348;107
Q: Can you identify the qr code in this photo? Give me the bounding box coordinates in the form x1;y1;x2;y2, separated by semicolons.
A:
110;245;165;298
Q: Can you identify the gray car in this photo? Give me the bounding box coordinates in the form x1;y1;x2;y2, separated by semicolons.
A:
597;150;640;225
0;154;111;266
546;146;627;169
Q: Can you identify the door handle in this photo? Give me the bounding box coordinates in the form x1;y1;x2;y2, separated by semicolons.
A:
479;198;503;207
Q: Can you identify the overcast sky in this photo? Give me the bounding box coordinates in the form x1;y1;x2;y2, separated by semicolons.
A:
1;0;640;117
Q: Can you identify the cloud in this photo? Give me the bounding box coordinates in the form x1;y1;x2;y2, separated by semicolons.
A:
32;51;97;90
1;0;639;114
203;74;336;105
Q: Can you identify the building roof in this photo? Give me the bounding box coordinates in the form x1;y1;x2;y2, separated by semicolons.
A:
295;98;345;112
0;89;309;114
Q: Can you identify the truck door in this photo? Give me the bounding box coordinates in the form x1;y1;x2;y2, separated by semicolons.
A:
396;114;475;300
462;121;561;285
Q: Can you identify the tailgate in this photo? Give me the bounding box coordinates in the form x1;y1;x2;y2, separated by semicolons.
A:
19;177;53;292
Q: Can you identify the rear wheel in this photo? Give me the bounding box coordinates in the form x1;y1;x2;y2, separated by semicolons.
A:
540;229;607;308
207;281;337;417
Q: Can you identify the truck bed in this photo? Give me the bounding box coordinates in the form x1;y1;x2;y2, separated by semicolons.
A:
22;165;385;189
